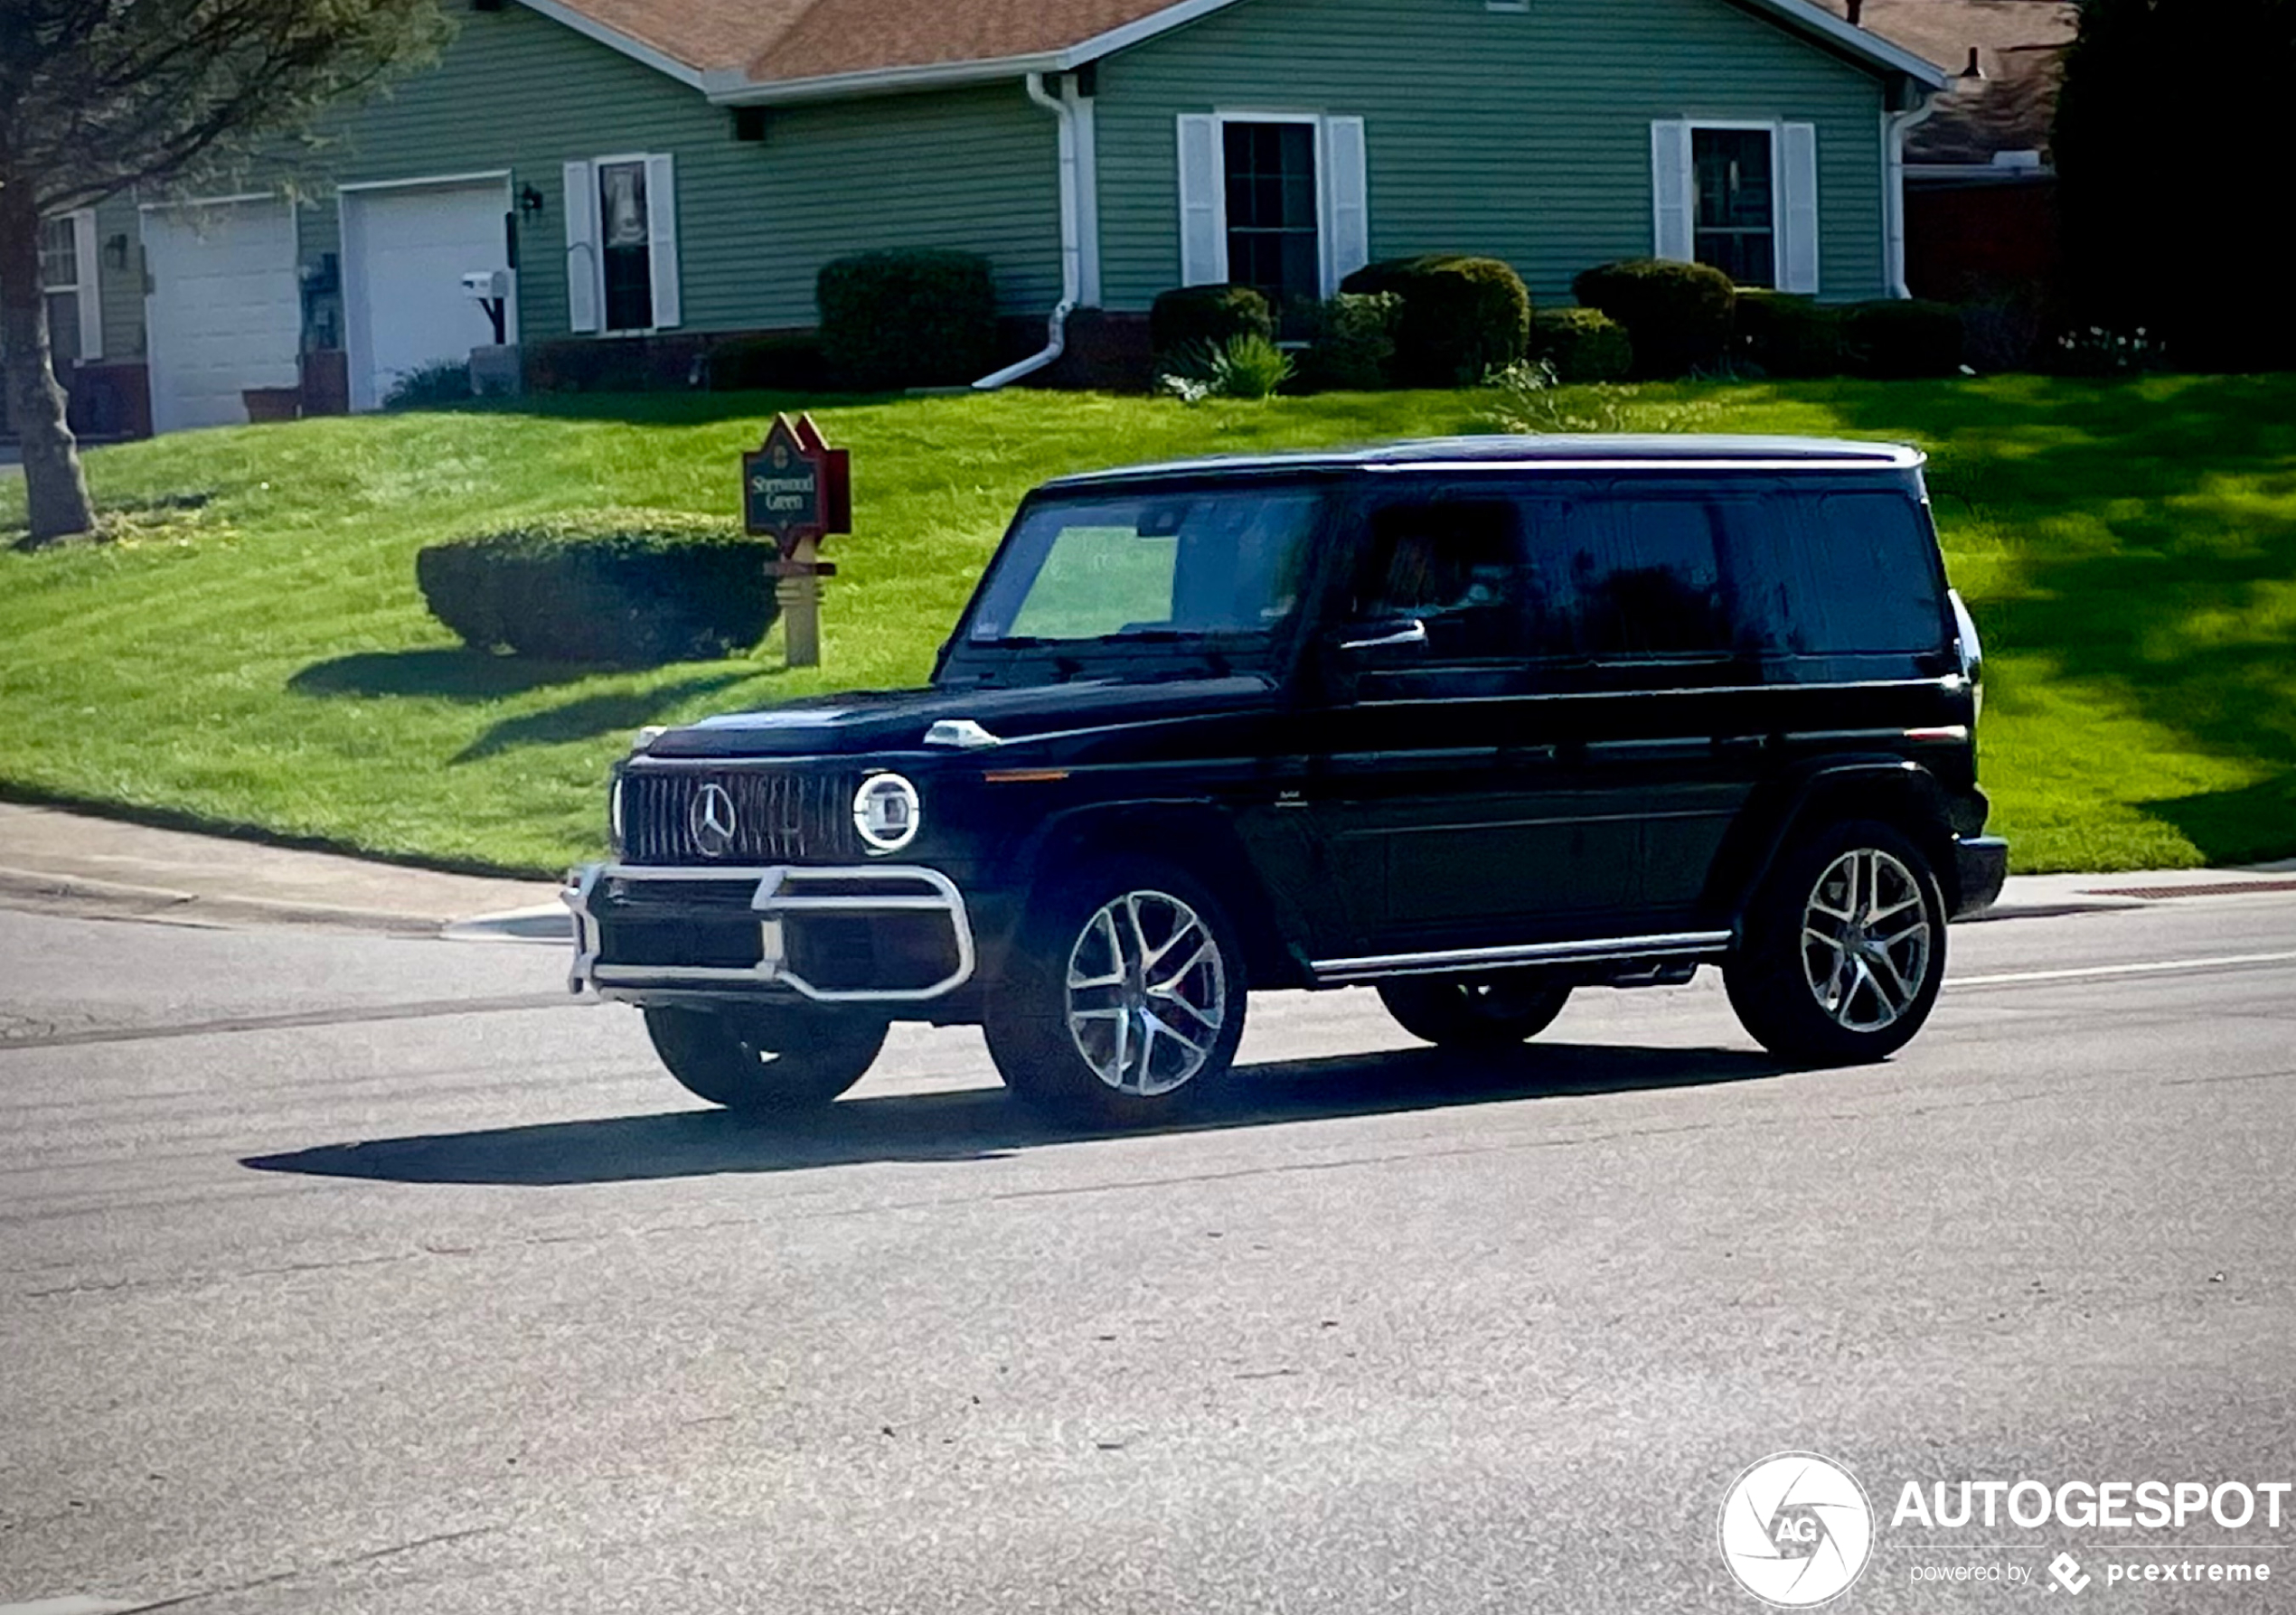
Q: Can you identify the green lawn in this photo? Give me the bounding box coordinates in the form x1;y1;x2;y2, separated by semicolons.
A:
4;377;2293;877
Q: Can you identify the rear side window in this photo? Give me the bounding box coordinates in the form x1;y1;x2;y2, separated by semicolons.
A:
1534;495;1735;658
1741;490;1945;655
1351;500;1539;662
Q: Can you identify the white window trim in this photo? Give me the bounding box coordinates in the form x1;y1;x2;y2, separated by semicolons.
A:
336;172;518;414
581;151;679;336
1681;119;1783;291
1207;110;1335;298
41;207;103;365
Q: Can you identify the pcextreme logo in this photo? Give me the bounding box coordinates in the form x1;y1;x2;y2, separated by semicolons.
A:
1719;1451;1876;1607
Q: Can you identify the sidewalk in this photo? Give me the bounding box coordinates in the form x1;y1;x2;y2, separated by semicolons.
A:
0;802;560;938
1;799;2291;942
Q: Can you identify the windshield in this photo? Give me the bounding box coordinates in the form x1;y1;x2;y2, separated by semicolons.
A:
963;487;1323;646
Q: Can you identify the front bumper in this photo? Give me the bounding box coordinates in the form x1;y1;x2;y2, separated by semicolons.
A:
566;862;976;1005
1952;835;2009;920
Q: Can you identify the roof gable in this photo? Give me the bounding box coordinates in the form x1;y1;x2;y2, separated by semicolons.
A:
522;0;1951;101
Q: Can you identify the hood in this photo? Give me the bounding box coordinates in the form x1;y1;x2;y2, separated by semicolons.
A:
645;675;1278;759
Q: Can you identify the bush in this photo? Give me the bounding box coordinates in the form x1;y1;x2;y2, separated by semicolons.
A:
1840;299;1966;379
1149;285;1275;363
816;249;998;390
1529;307;1633;383
1341;255;1531;386
1294;291;1402;390
381;358;472;410
1158;333;1295;402
417;510;779;666
705;331;827;392
1570;259;1736;378
1732;290;1843;379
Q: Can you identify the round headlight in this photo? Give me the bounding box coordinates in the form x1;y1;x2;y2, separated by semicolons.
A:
852;772;922;853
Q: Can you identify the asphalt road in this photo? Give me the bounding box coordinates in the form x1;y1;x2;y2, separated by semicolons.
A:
4;894;2295;1614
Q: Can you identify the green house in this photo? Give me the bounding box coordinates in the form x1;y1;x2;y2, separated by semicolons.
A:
61;0;1948;433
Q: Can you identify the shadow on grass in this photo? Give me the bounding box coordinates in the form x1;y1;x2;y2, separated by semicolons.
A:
291;647;605;702
1819;374;2296;866
450;675;757;763
240;1038;1784;1188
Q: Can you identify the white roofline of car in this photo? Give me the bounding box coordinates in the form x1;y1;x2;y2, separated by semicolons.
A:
1042;436;1927;487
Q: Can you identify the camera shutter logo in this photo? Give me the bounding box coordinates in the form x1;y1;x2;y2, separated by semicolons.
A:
1718;1451;1874;1607
689;783;739;859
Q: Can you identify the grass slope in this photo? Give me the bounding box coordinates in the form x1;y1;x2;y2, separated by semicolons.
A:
4;378;2292;877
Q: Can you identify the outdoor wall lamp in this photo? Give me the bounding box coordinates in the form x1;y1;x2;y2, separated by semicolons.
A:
518;183;546;218
103;233;130;269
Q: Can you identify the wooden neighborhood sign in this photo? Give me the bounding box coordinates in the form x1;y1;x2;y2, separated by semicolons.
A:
740;413;851;668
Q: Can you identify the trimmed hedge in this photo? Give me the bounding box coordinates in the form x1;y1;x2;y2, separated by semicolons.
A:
1570;259;1736;378
1733;290;1844;378
1295;290;1402;390
1529;307;1633;383
1840;299;1966;379
1341;255;1531;386
1150;284;1275;360
817;249;998;390
417;510;779;666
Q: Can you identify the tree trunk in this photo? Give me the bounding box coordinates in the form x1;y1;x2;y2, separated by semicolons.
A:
0;178;97;546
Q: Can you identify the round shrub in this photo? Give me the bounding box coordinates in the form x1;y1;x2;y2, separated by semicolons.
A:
1733;290;1844;378
417;510;780;666
1840;299;1966;379
1150;284;1275;361
1569;259;1736;378
1529;307;1633;383
1341;255;1531;386
816;249;998;390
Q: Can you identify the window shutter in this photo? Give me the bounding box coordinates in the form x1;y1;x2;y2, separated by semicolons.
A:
1322;116;1369;292
1175;114;1223;286
562;160;600;333
645;153;681;329
1779;122;1821;294
71;210;103;361
1650;121;1693;262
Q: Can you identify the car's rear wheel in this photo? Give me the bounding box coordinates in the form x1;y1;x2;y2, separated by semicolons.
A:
643;1004;887;1115
985;858;1247;1123
1725;819;1946;1065
1377;970;1572;1049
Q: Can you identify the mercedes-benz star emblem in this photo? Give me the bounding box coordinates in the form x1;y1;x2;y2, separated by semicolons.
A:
688;782;739;859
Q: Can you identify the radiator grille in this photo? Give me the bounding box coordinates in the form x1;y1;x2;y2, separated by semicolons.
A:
620;770;847;865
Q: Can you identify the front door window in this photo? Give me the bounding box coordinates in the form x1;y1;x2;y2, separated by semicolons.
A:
1223;122;1320;313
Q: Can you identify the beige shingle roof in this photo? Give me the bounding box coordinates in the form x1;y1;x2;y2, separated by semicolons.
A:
1812;0;2076;161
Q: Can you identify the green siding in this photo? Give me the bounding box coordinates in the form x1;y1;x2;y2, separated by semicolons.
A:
294;2;1062;338
87;193;146;360
1096;0;1893;308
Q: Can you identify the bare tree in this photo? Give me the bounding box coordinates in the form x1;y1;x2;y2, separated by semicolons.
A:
0;0;448;545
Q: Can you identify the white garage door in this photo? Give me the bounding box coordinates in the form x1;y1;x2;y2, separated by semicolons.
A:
342;179;514;411
141;197;301;435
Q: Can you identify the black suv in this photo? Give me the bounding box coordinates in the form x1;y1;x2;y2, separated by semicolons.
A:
569;436;2005;1122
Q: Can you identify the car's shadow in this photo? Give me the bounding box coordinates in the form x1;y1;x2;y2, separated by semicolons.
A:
242;1041;1785;1188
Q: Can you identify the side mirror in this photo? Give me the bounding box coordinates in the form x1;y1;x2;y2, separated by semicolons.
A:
1339;617;1429;653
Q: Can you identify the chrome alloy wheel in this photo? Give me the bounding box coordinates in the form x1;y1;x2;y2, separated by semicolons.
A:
1800;848;1934;1033
1064;889;1228;1097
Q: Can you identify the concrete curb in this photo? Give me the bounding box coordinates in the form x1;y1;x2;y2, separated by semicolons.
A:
0;867;454;938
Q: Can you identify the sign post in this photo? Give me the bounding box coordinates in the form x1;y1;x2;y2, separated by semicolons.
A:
741;412;851;668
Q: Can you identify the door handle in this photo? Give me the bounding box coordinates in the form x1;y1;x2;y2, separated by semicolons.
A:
1341;618;1428;653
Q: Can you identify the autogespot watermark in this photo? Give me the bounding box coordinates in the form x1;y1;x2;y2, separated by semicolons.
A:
1721;1458;2288;1602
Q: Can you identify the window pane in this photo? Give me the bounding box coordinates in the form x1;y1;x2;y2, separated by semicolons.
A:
598;161;654;332
1548;497;1732;658
1353;502;1529;662
1692;128;1774;288
1758;491;1943;654
39;217;78;289
46;291;82;368
1222;120;1321;308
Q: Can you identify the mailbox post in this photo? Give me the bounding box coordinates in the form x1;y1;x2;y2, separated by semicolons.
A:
741;413;851;668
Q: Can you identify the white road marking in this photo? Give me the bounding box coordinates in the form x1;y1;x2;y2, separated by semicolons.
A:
0;1599;151;1615
1954;951;2296;989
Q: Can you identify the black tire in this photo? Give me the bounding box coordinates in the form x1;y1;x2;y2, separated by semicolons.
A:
643;1004;887;1115
1725;818;1947;1066
984;857;1248;1124
1377;970;1572;1048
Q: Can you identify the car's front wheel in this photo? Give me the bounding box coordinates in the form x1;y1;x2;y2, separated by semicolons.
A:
1725;819;1946;1065
644;1005;887;1115
985;859;1247;1123
1377;970;1572;1048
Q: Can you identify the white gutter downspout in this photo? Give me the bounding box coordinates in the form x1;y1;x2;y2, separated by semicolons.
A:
974;71;1080;389
1883;83;1941;298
